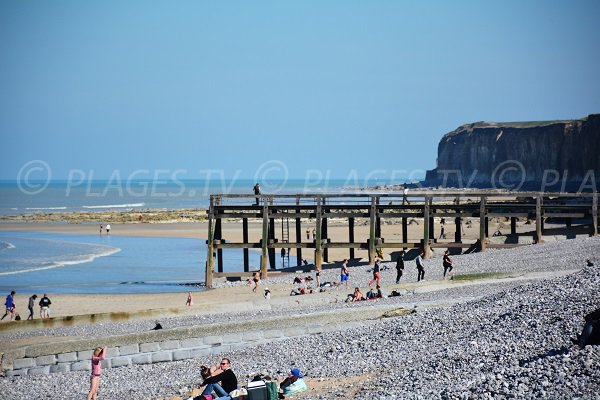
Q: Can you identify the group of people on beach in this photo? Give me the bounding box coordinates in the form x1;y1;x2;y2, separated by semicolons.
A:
98;224;111;235
2;291;52;322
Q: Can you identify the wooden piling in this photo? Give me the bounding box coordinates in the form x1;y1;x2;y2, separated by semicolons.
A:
242;217;249;272
479;196;487;251
260;198;268;279
205;197;215;289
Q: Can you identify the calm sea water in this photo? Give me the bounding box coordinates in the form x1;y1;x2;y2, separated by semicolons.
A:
0;231;262;294
0;179;405;215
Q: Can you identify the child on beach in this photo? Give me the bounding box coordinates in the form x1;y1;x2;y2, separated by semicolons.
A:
186;292;193;307
252;272;260;293
87;347;106;400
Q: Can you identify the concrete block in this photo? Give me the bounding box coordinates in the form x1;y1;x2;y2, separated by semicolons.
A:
50;363;71;373
283;326;307;337
71;361;91;371
189;347;212;358
119;344;139;356
57;352;77;363
230;343;247;351
180;338;204;348
35;354;57;366
140;342;160;353
110;356;131;368
263;329;284;339
77;350;94;361
172;349;191;361
210;345;230;355
100;359;110;369
13;358;35;369
203;336;222;345
151;351;173;363
5;369;28;377
131;354;152;365
307;325;324;334
29;366;51;375
105;347;119;358
159;340;180;350
242;331;263;342
222;333;241;344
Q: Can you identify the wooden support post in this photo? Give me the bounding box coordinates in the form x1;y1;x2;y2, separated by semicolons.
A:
242;217;249;272
215;218;223;273
322;205;329;263
566;217;572;228
511;217;517;235
455;197;462;243
479;196;487;251
295;198;302;266
592;194;598;236
369;197;376;263
315;197;323;270
205;197;215;289
268;212;276;269
429;209;435;240
260;200;268;279
375;197;382;239
535;196;543;243
423;195;431;258
402;217;408;246
349;217;355;260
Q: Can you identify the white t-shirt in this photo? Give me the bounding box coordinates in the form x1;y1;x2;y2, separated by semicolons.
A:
106;224;111;231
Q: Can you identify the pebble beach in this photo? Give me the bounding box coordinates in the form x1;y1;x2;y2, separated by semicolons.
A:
1;236;599;399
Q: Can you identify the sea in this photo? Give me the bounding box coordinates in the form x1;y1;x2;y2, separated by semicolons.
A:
0;178;406;294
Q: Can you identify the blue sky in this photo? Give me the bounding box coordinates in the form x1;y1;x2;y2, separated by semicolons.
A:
1;0;599;181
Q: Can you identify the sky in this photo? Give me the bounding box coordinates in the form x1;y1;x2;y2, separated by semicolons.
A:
1;0;599;182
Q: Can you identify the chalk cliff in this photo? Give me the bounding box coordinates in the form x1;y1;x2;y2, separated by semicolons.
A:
425;114;600;190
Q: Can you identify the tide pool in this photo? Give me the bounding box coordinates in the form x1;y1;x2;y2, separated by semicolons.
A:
0;231;262;294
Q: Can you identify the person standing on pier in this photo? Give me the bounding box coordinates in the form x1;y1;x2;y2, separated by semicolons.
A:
253;183;261;205
415;252;425;282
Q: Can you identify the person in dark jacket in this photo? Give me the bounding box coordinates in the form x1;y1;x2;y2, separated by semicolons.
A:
194;358;238;400
395;251;405;284
27;294;38;320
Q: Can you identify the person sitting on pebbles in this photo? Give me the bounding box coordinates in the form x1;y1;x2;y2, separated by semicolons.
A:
188;358;238;400
346;287;364;302
280;368;307;396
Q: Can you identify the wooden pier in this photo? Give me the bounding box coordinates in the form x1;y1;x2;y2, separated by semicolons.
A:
205;191;598;288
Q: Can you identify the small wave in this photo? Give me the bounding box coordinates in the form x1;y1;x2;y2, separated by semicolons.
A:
0;247;121;276
82;203;145;209
0;241;16;250
24;207;68;210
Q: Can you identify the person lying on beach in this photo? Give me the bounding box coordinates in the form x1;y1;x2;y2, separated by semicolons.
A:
293;276;313;284
290;288;313;296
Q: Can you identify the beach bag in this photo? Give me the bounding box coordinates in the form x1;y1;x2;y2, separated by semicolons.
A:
266;381;278;400
282;378;307;395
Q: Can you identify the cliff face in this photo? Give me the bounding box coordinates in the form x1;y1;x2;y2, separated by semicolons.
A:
425;114;600;190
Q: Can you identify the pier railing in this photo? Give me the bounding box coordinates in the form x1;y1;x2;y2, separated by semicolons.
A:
204;191;598;288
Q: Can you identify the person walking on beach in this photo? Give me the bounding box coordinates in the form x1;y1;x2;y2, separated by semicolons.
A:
99;225;103;235
39;294;52;319
312;228;316;240
27;294;38;320
252;272;260;293
443;250;453;278
369;260;381;287
105;224;111;235
1;291;16;321
253;183;261;205
87;346;107;400
416;252;425;282
395;251;405;284
306;228;310;240
340;259;350;288
185;292;193;307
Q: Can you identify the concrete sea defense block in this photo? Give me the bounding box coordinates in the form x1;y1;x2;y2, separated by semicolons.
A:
35;354;57;366
57;352;78;363
13;358;35;369
77;350;94;361
119;344;140;356
159;340;180;350
140;342;160;353
189;347;212;358
172;349;191;361
132;354;152;365
180;338;204;348
50;363;71;373
203;336;222;346
71;361;91;372
242;331;263;342
151;351;173;363
263;330;284;339
110;356;131;368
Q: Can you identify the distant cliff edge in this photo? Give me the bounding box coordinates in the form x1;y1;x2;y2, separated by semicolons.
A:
424;114;600;191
